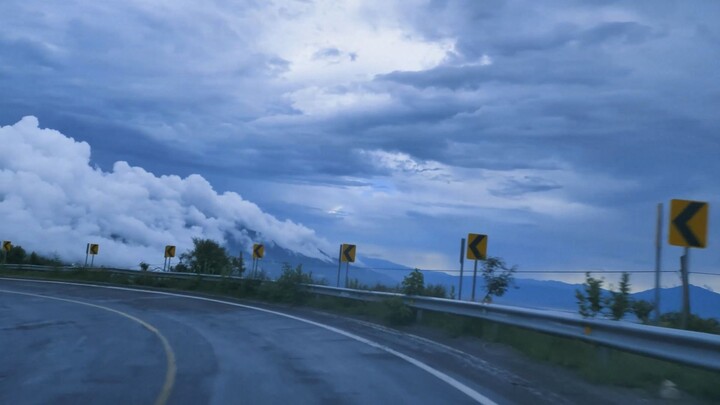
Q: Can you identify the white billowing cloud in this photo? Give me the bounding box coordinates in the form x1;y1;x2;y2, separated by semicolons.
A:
0;117;332;268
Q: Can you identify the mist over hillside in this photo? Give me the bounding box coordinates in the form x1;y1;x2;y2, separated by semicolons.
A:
0;117;333;267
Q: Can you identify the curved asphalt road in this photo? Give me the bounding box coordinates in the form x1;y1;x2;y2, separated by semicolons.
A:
0;278;511;405
2;278;662;405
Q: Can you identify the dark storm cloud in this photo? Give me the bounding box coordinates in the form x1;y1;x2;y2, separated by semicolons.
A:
490;176;563;198
312;47;358;63
456;21;659;58
0;36;61;71
0;0;293;149
313;47;341;59
378;56;628;89
363;1;720;190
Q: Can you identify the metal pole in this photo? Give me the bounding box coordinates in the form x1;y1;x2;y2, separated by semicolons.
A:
239;252;244;276
336;244;342;287
84;244;89;268
90;255;95;268
654;203;663;324
459;238;466;301
167;257;172;271
680;247;691;329
345;262;349;288
471;260;478;301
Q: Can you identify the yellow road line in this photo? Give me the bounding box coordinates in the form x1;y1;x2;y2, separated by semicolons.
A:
0;289;176;405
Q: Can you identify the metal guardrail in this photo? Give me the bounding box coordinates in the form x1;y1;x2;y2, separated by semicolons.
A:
3;264;720;372
0;264;234;281
304;285;720;372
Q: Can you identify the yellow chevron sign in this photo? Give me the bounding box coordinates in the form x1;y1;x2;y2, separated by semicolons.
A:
466;233;488;260
253;244;265;259
669;199;709;248
341;244;356;263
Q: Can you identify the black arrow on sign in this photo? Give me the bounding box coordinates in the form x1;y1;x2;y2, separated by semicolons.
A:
469;235;486;259
254;245;263;258
343;245;355;262
673;202;705;247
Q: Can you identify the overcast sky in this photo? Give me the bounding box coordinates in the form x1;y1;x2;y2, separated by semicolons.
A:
1;1;719;289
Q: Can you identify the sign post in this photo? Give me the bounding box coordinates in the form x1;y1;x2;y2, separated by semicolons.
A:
458;238;465;301
653;203;663;324
252;244;264;278
680;248;690;328
668;199;709;329
340;244;356;288
2;241;11;265
466;234;488;302
164;245;176;271
87;243;99;267
336;244;342;287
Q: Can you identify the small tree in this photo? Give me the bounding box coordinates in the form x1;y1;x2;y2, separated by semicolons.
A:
173;262;189;272
402;269;425;296
231;253;246;276
139;262;150;272
606;272;632;320
632;300;654;324
576;272;605;318
481;256;516;303
29;252;41;265
6;245;27;264
179;238;231;275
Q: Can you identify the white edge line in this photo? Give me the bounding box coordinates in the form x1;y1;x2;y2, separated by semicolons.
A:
0;277;497;405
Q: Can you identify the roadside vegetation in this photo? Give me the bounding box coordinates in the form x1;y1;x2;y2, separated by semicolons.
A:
1;245;64;267
173;238;246;276
575;272;720;334
1;242;718;400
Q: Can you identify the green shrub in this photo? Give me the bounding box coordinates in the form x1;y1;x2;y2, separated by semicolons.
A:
382;297;415;325
256;264;313;304
401;269;424;295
